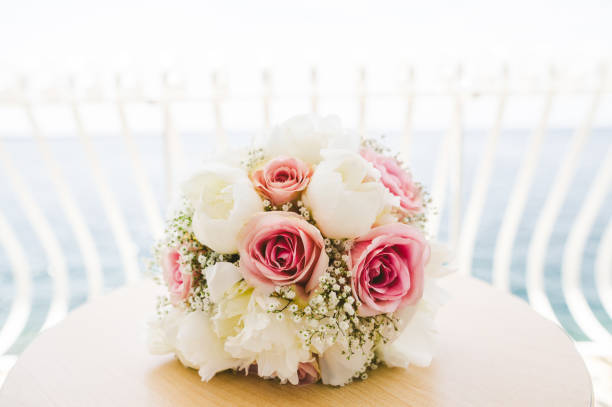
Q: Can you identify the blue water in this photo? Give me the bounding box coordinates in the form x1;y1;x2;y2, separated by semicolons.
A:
0;129;611;354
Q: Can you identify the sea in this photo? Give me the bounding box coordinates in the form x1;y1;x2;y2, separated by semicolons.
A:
0;128;611;354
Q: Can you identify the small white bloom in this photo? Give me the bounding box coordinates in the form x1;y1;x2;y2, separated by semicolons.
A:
311;295;323;305
289;304;298;312
197;254;207;265
303;149;390;239
343;302;355;315
286;290;296;300
339;320;350;331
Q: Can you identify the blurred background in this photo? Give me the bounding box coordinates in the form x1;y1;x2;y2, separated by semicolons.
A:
0;0;611;404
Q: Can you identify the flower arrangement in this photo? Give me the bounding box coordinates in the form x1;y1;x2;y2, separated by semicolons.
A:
147;114;451;386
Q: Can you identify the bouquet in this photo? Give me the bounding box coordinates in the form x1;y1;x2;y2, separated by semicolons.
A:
147;114;451;386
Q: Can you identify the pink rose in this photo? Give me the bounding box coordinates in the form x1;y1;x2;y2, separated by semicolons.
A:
296;361;320;385
349;223;429;316
360;148;422;214
251;156;313;206
161;248;192;304
238;212;328;294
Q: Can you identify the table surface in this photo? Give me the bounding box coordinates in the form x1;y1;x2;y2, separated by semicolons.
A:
0;275;593;407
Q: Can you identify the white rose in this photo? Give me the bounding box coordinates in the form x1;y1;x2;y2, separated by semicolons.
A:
303;149;390;239
264;114;359;165
175;311;241;381
319;338;372;386
182;164;263;253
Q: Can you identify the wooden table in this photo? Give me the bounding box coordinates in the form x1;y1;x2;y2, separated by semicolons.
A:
0;275;593;406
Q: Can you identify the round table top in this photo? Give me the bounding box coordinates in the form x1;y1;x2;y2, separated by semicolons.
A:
0;275;593;407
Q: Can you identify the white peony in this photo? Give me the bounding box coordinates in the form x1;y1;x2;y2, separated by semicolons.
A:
264;114;359;165
224;291;312;385
182;163;263;253
319;338;373;386
204;262;243;303
211;281;252;338
303;149;391;239
147;309;241;381
147;307;184;355
175;311;241;381
375;285;442;369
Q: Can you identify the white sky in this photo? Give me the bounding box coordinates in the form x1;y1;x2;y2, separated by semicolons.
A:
0;0;611;133
1;0;610;71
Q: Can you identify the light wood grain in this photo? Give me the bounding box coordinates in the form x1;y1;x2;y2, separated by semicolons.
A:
0;275;593;406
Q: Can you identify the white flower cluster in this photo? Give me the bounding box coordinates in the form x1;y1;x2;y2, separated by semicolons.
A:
147;114;452;387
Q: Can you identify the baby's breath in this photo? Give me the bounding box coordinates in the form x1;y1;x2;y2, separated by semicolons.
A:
241;148;265;171
291;238;399;360
151;198;239;316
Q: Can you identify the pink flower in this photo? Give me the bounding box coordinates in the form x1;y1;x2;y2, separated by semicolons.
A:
360;148;422;214
251;156;313;206
161;248;192;304
296;361;320;385
238;212;328;294
349;223;429;316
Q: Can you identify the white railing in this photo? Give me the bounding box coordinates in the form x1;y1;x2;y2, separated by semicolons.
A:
0;64;611;364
